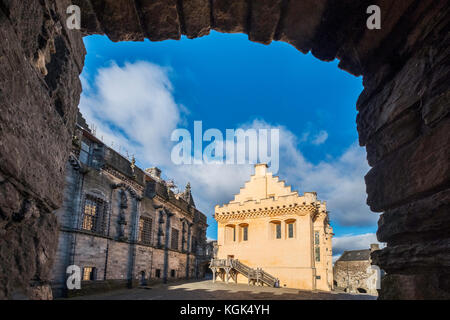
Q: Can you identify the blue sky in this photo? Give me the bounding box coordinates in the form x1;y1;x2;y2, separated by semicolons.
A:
80;31;382;259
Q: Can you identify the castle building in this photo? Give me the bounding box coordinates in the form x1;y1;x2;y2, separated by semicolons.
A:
212;164;333;291
333;244;381;295
51;114;208;297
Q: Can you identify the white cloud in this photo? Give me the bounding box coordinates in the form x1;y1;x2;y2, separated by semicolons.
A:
311;130;328;145
79;61;182;167
79;61;378;239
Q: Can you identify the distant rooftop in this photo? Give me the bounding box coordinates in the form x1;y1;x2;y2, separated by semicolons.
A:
337;249;371;262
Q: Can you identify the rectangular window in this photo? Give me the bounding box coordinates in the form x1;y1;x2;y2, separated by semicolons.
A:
276;224;281;239
79;140;91;165
82;196;106;234
243;226;248;241
171;228;179;250
155;269;161;278
192;237;197;253
315;231;320;245
288;223;294;238
233;227;236;241
315;247;321;262
138;217;152;245
170;269;176;278
82;267;96;281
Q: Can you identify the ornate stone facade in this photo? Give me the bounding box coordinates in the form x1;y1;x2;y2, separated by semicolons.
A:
214;164;333;291
51;116;208;297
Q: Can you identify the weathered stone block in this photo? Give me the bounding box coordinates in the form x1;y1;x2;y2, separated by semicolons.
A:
212;0;249;34
377;188;450;244
136;0;181;41
90;0;144;41
365;117;450;212
248;0;282;45
181;0;211;39
275;0;326;54
378;272;450;300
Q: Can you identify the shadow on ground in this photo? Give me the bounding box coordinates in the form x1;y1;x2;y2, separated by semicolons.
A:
66;280;377;300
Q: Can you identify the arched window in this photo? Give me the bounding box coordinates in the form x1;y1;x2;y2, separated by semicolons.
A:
269;221;282;239
225;224;236;243
285;219;296;239
239;223;249;242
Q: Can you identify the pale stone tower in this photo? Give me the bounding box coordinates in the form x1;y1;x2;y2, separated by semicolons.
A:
214;164;333;291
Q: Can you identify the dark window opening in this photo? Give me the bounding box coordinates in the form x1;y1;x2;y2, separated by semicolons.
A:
288;223;294;238
171;228;179;250
138;216;152;245
155;269;161;278
357;288;367;294
192;237;197;253
170;269;176;278
243;226;248;241
140;271;146;286
276;223;281;239
80;140;91;165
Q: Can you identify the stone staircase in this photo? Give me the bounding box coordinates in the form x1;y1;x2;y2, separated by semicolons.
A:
210;258;279;287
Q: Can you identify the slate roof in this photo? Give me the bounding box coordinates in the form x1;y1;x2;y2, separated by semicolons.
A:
338;249;371;261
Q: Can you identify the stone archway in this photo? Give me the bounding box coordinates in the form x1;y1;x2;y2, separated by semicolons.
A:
0;0;448;299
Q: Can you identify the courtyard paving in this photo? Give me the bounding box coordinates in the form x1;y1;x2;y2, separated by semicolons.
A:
67;279;377;300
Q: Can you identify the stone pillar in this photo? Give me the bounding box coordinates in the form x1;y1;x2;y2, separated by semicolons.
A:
185;222;193;279
117;190;128;242
127;194;142;288
162;209;173;284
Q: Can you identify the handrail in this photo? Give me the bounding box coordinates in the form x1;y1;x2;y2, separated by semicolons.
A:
210;258;279;287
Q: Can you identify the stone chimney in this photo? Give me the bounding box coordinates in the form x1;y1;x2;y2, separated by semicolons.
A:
254;163;268;176
370;243;380;252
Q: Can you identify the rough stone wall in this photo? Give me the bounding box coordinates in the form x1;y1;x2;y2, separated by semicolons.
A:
0;0;85;299
0;0;448;299
334;260;377;295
